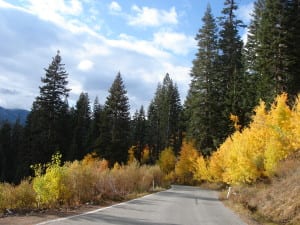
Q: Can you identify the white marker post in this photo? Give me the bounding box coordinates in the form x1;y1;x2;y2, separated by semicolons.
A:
226;187;232;199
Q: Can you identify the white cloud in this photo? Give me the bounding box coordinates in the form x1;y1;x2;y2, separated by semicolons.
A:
77;59;94;71
153;31;196;55
0;0;29;12
81;43;111;57
162;62;190;85
128;5;178;27
106;36;170;59
109;1;121;12
69;78;84;95
28;0;82;16
0;0;195;112
24;0;93;35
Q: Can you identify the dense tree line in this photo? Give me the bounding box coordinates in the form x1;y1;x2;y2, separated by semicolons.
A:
0;0;299;183
185;0;300;155
0;51;183;183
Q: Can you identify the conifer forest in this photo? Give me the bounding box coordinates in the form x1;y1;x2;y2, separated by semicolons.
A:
0;0;300;192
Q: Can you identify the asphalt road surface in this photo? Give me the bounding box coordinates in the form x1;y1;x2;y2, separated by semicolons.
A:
37;185;246;225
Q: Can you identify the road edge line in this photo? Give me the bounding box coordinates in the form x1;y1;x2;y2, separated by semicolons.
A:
35;189;168;225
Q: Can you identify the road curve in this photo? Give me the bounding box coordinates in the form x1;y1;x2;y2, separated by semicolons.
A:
36;185;246;225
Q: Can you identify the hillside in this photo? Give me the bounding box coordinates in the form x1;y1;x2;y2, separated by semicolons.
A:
225;150;300;225
0;106;29;125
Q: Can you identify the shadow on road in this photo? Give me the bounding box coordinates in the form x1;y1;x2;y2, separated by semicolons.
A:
156;186;219;202
68;213;179;225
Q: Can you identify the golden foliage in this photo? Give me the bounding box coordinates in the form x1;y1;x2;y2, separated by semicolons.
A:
127;146;137;164
32;152;68;207
175;141;199;184
192;155;209;182
192;93;300;185
28;151;164;208
264;93;293;174
157;147;176;174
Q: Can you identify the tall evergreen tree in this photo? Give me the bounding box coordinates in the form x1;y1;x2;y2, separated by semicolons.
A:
102;72;130;163
242;0;266;122
218;0;245;133
243;0;265;78
89;97;103;151
130;106;147;161
245;0;300;103
255;0;291;102
185;5;220;155
25;51;70;165
68;92;91;160
286;0;300;97
147;73;182;159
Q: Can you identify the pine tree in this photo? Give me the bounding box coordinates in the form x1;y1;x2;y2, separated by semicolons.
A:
218;0;245;134
147;73;182;159
25;51;70;165
245;0;300;103
89;97;103;151
185;5;221;155
255;0;290;102
130;106;147;161
102;72;130;163
242;0;265;108
243;0;265;78
286;0;300;97
147;98;160;159
68;92;91;160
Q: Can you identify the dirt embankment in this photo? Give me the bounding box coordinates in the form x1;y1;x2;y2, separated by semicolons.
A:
223;151;300;225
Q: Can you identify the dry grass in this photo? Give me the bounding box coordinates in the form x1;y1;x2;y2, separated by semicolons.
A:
0;155;165;215
0;179;36;213
224;150;300;225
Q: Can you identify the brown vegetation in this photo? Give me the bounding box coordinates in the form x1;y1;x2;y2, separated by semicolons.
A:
0;153;165;215
224;151;300;225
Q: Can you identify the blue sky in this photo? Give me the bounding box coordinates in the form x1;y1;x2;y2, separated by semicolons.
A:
0;0;254;114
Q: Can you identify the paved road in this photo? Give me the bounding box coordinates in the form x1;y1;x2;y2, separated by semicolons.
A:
37;185;246;225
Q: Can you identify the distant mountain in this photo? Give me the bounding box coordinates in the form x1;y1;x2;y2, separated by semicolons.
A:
0;106;29;125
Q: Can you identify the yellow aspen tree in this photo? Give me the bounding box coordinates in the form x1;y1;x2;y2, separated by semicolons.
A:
157;147;176;174
207;145;228;183
223;129;265;184
264;93;293;174
175;141;199;184
192;155;209;182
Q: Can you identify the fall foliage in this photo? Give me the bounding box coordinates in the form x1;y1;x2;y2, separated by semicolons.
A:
175;141;199;184
192;93;300;184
